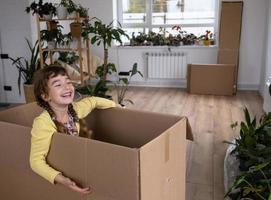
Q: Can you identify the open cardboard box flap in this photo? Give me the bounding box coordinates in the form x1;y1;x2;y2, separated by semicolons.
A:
0;103;193;200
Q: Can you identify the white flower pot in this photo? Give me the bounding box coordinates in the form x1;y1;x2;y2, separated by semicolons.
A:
68;11;77;19
42;13;53;20
57;5;68;19
47;41;56;49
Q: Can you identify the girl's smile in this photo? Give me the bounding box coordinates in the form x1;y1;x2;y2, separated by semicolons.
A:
43;74;75;108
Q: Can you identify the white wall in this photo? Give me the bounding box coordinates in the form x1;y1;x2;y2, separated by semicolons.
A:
0;0;32;103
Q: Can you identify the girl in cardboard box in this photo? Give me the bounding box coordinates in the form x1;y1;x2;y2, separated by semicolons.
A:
30;65;116;195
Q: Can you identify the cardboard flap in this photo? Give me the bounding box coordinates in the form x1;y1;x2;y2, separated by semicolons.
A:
139;119;187;200
183;117;193;141
0;102;42;127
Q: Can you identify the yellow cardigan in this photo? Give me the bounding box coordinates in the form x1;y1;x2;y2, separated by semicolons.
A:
30;97;116;184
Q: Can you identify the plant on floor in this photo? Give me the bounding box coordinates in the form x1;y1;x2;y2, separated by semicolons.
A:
25;0;56;18
225;108;271;199
115;63;143;106
78;17;129;98
9;39;40;94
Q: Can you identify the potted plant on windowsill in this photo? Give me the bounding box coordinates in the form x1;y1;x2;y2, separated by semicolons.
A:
25;0;56;20
8;39;40;103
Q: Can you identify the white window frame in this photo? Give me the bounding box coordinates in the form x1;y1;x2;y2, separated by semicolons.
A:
117;0;219;35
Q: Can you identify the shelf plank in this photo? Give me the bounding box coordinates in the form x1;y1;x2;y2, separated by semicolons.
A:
39;18;86;22
42;48;88;52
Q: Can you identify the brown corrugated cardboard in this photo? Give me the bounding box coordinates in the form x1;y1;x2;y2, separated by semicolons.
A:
187;64;236;95
219;1;243;49
218;49;239;65
187;2;243;96
0;103;193;200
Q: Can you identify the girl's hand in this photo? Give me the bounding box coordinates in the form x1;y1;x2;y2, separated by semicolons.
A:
55;174;91;195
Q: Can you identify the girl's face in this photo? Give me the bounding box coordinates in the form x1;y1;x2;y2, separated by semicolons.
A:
42;74;75;108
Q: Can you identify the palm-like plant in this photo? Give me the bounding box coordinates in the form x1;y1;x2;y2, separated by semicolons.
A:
84;18;129;82
9;39;40;94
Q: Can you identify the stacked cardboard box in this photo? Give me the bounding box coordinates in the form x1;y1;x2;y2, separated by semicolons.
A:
0;103;193;200
188;1;243;95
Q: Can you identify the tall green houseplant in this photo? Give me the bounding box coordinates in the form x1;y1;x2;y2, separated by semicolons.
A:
9;39;40;100
85;18;129;82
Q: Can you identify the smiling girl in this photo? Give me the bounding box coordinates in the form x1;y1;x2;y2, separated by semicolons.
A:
30;65;116;195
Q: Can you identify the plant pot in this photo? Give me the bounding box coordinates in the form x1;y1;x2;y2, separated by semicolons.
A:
46;20;58;31
70;22;82;38
70;38;78;49
203;39;210;46
68;11;77;18
47;41;56;49
24;84;35;103
224;140;240;193
56;5;68;19
42;13;53;20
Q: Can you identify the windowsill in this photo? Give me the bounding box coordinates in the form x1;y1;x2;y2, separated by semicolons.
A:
112;45;218;49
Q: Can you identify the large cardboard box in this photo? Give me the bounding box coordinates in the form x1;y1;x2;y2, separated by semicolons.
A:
187;64;236;95
0;103;193;200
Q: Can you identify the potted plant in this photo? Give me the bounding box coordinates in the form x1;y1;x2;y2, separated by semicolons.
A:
115;63;143;107
25;0;56;19
40;25;64;49
8;39;40;103
56;0;68;19
58;33;72;48
77;4;88;18
225;108;271;199
57;0;78;19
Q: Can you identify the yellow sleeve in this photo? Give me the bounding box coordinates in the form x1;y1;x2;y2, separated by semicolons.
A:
74;96;116;119
29;116;61;184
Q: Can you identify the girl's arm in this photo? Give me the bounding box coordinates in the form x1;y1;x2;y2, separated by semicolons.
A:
73;96;116;119
30;116;61;184
30;116;91;194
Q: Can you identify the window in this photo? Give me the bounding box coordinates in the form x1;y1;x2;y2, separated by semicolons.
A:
117;0;217;42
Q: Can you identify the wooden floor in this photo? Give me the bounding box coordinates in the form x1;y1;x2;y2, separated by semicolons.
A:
111;87;264;200
1;87;263;199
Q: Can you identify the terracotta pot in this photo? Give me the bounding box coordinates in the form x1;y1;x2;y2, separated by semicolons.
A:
24;84;35;103
70;22;82;38
46;20;58;31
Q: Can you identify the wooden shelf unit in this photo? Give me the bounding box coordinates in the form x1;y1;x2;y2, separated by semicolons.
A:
36;14;92;85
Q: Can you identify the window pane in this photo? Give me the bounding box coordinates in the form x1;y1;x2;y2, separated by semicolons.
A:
152;0;215;25
122;0;147;24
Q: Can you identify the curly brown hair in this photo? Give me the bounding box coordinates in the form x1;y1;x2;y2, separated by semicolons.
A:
33;65;79;134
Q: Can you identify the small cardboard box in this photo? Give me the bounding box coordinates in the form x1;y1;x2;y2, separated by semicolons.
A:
187;63;236;95
0;103;193;200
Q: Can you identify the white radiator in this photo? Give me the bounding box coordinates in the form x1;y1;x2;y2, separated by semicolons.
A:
146;52;187;79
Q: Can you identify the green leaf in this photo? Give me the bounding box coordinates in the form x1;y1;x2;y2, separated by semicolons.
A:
244;107;251;125
120;78;128;85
